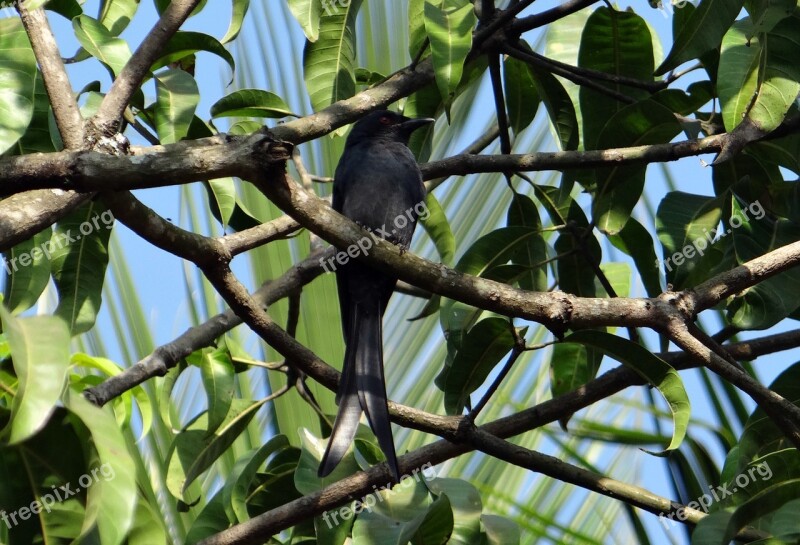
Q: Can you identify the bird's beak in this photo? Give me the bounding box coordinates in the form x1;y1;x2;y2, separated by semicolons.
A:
399;117;435;133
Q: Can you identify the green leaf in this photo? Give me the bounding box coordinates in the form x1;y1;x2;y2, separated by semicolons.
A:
438;224;541;360
598;262;631;298
150;31;236;74
426;478;483;543
51;202;114;335
62;389;137;545
15;71;59;154
578;7;654;151
652;81;715;116
563;330;690;453
0;18;36;155
531;64;579;152
503;55;540;135
549;341;602;400
302;0;363;111
0;308;69;444
608;218;662;297
98;0;140;36
209;89;294;118
221;0;250;43
442;317;516;415
554;200;600;297
656;0;745;75
482;513;521;544
453;226;541;277
3;228;53;314
168;397;267;500
745;13;800;133
412;192;455;321
728;197;800;329
506;193;547;292
184;490;230;542
544;9;589;148
355;67;385;86
719;14;800;134
72;15;132;76
198;346;235;435
208;177;237;228
655;191;722;289
593;99;682;234
46;0;83;19
154;68;199;144
128;500;169;545
717;19;760;132
744;0;795;37
693;481;800;545
287;0;322;42
225;436;292;522
424;0;476;114
420;192;455;265
408;0;429;59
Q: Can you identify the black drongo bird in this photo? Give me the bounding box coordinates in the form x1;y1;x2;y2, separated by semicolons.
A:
318;110;433;481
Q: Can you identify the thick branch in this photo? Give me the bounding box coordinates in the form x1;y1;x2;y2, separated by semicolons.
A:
0;191;91;252
666;321;800;449
0;131;734;196
16;4;84;148
688;240;800;313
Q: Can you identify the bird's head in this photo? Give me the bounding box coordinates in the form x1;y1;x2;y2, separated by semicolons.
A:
345;110;435;146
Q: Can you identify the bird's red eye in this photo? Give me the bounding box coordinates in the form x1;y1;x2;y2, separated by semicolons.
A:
379;116;393;125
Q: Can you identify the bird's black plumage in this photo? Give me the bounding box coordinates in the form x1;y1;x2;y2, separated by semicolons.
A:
318;110;433;481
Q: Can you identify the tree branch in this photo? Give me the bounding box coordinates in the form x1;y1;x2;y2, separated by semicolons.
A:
0;130;742;197
510;0;599;33
93;0;203;134
665;321;800;449
466;427;768;541
15;3;84;148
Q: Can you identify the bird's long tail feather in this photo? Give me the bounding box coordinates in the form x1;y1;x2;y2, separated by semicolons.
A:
318;301;399;481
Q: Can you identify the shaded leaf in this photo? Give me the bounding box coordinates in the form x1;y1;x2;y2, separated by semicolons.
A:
442;317;516;415
0;18;36;155
51;202;114;336
656;0;745;75
564;330;690;453
503;55;539;135
0;307;69;444
209;89;294;118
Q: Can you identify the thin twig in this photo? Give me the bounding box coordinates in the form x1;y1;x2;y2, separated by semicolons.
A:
93;0;202;134
505;43;636;105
